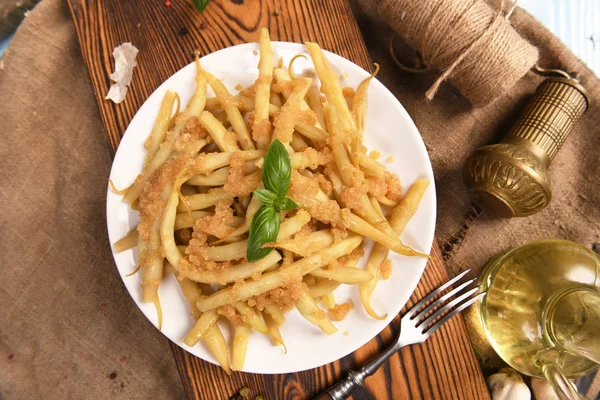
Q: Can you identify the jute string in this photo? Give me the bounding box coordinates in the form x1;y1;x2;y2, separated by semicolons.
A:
381;0;538;106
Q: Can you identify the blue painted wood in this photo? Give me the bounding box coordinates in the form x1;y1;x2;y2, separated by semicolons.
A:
0;32;14;56
520;0;599;75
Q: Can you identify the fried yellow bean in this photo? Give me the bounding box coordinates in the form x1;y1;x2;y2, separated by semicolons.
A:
264;304;285;327
360;179;430;319
253;28;274;149
307;279;341;298
296;292;337;335
173;211;210;230
197;236;363;311
263;311;286;351
305;42;355;132
310;267;373;284
204;323;232;374
198;111;241;152
145;90;177;168
235;302;268;334
177;187;234;212
203;210;311;261
179;251;281;284
321;292;335;310
183;310;219;346
232;324;251;371
113;228;138;253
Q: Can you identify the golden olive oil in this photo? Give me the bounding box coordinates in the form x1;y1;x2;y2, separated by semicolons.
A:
478;240;600;378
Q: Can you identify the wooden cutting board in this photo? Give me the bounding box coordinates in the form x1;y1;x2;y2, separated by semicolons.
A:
67;0;490;398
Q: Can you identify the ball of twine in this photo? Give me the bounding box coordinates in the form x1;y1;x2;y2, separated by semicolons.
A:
380;0;538;106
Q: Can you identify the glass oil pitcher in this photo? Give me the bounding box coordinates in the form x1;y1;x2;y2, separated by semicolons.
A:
478;239;600;399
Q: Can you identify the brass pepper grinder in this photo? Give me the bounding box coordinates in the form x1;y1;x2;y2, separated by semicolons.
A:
463;72;589;217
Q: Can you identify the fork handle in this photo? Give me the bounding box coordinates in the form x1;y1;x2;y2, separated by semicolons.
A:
312;370;363;400
312;341;403;400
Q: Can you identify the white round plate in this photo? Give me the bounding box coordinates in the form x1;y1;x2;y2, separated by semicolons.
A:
106;42;436;374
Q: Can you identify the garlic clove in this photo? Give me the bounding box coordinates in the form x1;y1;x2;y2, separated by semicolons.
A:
487;368;531;400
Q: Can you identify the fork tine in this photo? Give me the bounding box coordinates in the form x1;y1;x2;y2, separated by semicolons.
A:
423;291;486;337
404;269;471;318
416;286;479;328
412;277;476;323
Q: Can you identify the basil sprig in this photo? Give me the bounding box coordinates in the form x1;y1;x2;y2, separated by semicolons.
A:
192;0;210;13
247;140;299;262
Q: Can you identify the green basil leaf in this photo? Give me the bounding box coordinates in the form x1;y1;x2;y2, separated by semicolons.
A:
275;197;299;211
253;189;277;207
263;139;292;197
192;0;210;13
247;205;280;262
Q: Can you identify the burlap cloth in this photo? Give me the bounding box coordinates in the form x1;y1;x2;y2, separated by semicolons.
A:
1;0;598;398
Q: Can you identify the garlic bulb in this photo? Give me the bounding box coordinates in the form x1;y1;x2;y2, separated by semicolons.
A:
487;368;531;400
531;378;560;400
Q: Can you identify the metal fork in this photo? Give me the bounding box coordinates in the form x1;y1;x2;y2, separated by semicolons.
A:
312;269;485;400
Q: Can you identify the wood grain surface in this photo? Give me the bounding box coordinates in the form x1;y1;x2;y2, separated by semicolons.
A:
67;0;490;399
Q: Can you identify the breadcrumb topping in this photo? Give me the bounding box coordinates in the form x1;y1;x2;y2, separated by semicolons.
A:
175;116;209;151
341;186;368;214
194;199;236;239
315;173;333;196
384;171;403;201
331;226;348;244
290;170;320;199
273;79;311;143
252;118;272;142
369;150;381;160
272;81;293;95
342;87;355;98
239;82;258;98
248;280;307;312
138;156;189;242
330;301;354;321
217;304;244;326
224;152;261;196
309;200;341;225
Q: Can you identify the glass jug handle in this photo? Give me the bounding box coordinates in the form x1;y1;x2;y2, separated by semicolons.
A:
541;287;600;400
541;362;581;400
